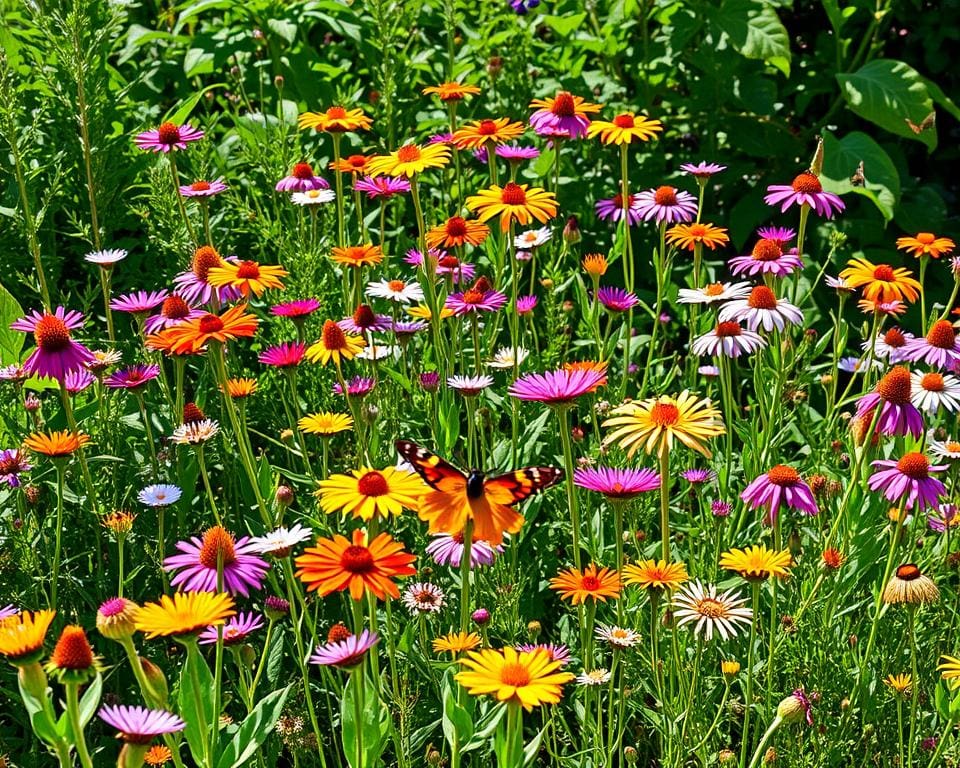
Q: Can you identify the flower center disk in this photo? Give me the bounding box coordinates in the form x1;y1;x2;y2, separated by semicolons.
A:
341;545;375;574
34;315;71;352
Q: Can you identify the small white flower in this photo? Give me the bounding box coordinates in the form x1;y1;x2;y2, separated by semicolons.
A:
366;279;424;304
487;346;530;370
357;344;399;361
863;328;915;363
595;624;641;649
171;419;220;445
911;370;960;413
401;582;446;614
249;524;314;556
691;322;766;358
291;189;336;206
677;282;752;305
718;292;804;333
577;668;611;686
85;248;128;267
447;375;494;395
513;226;551;250
138;484;182;507
929;436;960;461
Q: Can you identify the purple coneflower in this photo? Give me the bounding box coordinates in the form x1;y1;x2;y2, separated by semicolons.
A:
163;526;270;597
928;504;959;533
573;466;660;499
64;369;95;395
310;629;378;669
271;298;321;318
419;372;440;393
691;322;766;358
258;342;307;368
134;122;203;153
11;307;95;383
868;452;947;510
447;375;494;396
199;612;264;645
764;172;844;218
338;307;392;334
405;249;477;282
597;287;639;312
633;186;698;224
741;466;818;524
727;238;803;277
392;321;427;341
98;704;185;742
180;178;228;197
333;376;375;398
595;193;642;225
110;290;168;316
718;286;803;333
354;175;411;199
429;132;454;145
509;367;606;406
680;468;717;485
446;288;507;315
855;367;923;438
104;364;160;391
756;226;795;245
901;320;960;370
496;144;540;162
516;295;538;315
275;162;329;193
426;532;502;568
516;643;571;666
144;295;203;334
0;449;30;487
680;161;726;179
864;327;914;363
173;250;241;306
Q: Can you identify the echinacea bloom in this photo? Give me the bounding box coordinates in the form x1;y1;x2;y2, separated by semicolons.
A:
426;217;491;250
249;524;314;557
163;526;270;597
603;391;725;459
855;366;923;438
456;647;574;711
64;369;92;394
528;91;601;139
764;171;844;218
672;581;753;641
180;178;228;197
170;419;220;445
508;368;607;406
623;560;689;591
297;105;372;133
157;304;259;354
354;175;411;199
586;112;662;145
433;631;482;656
573;466;660;500
633;186;698;224
422;81;482;101
138;484;182;507
677;282;752;305
402;582;446;614
258;342;306;368
104;363;161;391
425;533;502;569
516;295;537;314
0;449;30;487
549;564;621;605
0;609;55;663
333;376;376;397
23;430;90;458
134;592;236;639
718;286;804;333
728;238;804;277
691;322;766;359
719;545;793;580
331;244;384;268
316;466;425;520
446;286;508;316
366;278;424;304
865;327;914;363
207;259;287;297
272;298;321;319
85;248;128;267
173;246;242;305
495;144;540;162
447;375;494;396
896;232;955;259
11;306;95;382
306;321;365;366
758;226;796;246
111;290;169;315
911;370;960;413
597;286;639;312
466;182;558;232
839;258;921;304
778;688;814;726
868;452;947;510
882;563;939;605
452;118;525;150
741;466;819;523
902;320;960;369
665;222;729;251
366;142;450;177
331;154;371;175
134;122;204;153
680;161;726;178
311;629;379;669
595;193;642;225
98;705;185;743
295;528;417;600
198;612;265;645
595;624;641;648
144;295;204;334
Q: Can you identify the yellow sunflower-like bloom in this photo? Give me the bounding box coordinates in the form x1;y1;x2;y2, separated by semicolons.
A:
603;390;725;459
134;592;236;638
316;466;426;520
456;647;574;711
719;545;792;581
586;112;663;145
366;143;450;178
839;257;922;304
466;182;558;232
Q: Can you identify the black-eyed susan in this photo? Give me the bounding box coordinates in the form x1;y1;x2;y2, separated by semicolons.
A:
134;592;236;639
298;105;372;133
422;82;482;102
426;216;490;250
23;430;90;458
549;564;621;605
330;244;384;268
0;609;56;664
455;647;574;711
882;563;939;605
586;112;663;145
622;559;689;591
665;222;730;251
466;182;558;232
366;143;450;178
939;654;960;689
306;321;365;366
719;545;792;581
602;391;725;459
452;118;525;150
884;673;913;699
206;259;287;298
839;257;922;304
316;466;426;520
432;631;482;657
299;412;354;436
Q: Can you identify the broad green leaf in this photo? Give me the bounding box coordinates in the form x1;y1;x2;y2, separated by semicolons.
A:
17;670;62;747
214;686;290;768
837;59;936;149
712;0;791;77
820;131;900;220
0;281;24;366
441;667;475;751
921;76;960;122
266;19;298;44
184;47;215;77
542;14;587;37
341;674;390;768
179;645;215;765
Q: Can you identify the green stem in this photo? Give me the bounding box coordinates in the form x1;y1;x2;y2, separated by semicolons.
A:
169;154;197;245
557;407;582;569
740;582;760;768
658;445;671;560
65;682;95;768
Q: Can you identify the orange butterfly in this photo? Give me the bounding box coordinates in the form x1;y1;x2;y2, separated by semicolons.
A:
395;440;563;545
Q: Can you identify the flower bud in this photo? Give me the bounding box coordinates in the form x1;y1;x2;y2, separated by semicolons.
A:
264;596;290;620
471;608;490;626
563;215;581;245
623;746;638;763
96;597;140;641
139;657;169;706
526;620;541;639
275;485;294;507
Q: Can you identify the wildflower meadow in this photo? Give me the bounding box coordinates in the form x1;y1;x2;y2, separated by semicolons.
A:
2;1;960;766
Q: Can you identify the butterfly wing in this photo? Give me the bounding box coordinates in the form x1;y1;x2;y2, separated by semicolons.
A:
395;440;468;494
484;467;564;507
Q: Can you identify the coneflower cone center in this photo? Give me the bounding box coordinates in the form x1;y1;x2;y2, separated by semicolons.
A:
653;186;678;206
581;575;601;590
192;246;222;279
357;471;389;497
877;367;912;404
752;239;782;261
34;315;71;352
612;113;635;128
872;264;896;282
327;106;347;119
157;122;181;144
791;172;822;194
183;402;205;423
162;296;190;319
767;465;800;486
501;182;527;205
236;261;261;279
552;92;576;117
478;119;498;135
327;622;351;643
884;328;906;347
704;283;725;297
446;217;468;237
896;452;930;479
396;144;421;163
50;626;94;670
715;321;742;338
321;320;348;350
748;286;778;310
921;372;945;392
387;280;406;292
292;163;314;179
927;320;956;348
462;289;484;304
190;180;211;191
500;662;531;687
198;314;224;334
353;305;377;328
896;563;921;581
341;545;375;574
650;401;680;426
199;527;237;569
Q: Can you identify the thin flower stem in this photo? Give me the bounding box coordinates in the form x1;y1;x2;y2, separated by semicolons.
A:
907;607;921;768
332;134;345;248
740;582;761;768
99;269;115;343
658;445;671;560
195;445;222;526
247;618;275;710
557;407;582;569
746;715;782;768
64;682;95;768
51;463;66;612
679;637;703;744
169;154;197;245
135;392;160;479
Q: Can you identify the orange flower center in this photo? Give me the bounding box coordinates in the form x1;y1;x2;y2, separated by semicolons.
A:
791;172;822;194
581;575;601;590
192;245;222;280
157;122;181;144
190;180;211;191
896;452;929;479
388;280;406;292
462;289;484;304
396;144;421;163
327;106;347;119
896;563;921;581
877;367;912;404
552;91;576;117
50;626;94;670
747;286;777;310
767;465;800;486
353;304;377;328
446;217;469;237
161;295;190;319
612;113;635;128
926;320;956;349
715;321;742;338
653;186;678;206
872;264;895;282
696;598;725;618
292;163;315;180
477;119;499;135
501;182;527;205
947;442;960;453
703;283;725;297
34;315;71;352
822;548;844;569
921;372;945;392
650;401;680;426
327;622;352;643
439;255;460;268
347;155;367;169
197;314;224;334
884;328;906;347
341;545;375;574
751;239;782;261
198;527;237;568
500;662;531;687
687;223;709;238
322;320;348;350
235;260;261;279
917;233;936;245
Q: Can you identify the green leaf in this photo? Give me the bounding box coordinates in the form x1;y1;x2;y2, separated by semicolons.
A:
921;76;960;122
441;667;474;751
184;47;215;77
179;645;215;765
895;186;947;234
77;675;103;730
341;674;391;768
17;670;61;746
837;59;936;149
215;686;291;768
820;131;901;221
163;83;226;125
542;14;587;37
712;0;791;77
266;18;298;44
0;281;24;366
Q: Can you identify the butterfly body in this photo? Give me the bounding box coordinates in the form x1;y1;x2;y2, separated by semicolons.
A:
466;470;486;499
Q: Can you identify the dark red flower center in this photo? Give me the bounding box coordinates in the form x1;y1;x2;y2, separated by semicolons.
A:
357;470;389;497
650;402;680;426
341;545;375;574
346;155;367;169
327;622;352;643
927;320;956;349
791;172;822;194
198;314;224;334
293;163;315;180
446;217;469;237
396;144;421;163
192;246;222;280
439;255;460;268
478;119;498;135
235;261;261;279
896;452;929;479
715;321;742;338
767;465;800;486
501;182;527;205
921;372;945;392
322;319;348;350
162;295;191;319
653;186;678;206
613;113;635;128
884;328;906;347
877;366;912;404
872;264;896;282
157;122;181;145
896;563;921;581
747;286;778;310
34;315;71;352
581;575;601;590
183;402;205;424
552;92;576;117
752;239;782;261
198;526;237;569
190;180;211;191
352;304;377;329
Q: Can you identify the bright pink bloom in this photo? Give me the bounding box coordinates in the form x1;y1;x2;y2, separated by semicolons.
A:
11;307;94;383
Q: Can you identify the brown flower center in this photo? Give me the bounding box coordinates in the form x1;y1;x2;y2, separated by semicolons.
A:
747;286;778;310
500;662;531;687
767;465;800;486
896;452;930;479
613;113;635;128
34;315;71;352
341;545;375;574
439;255;460;268
650;401;680;426
791;172;822;194
197;314;224;334
883;328;906;347
751;239;782;261
162;295;191;319
198;526;237;569
157;122;181;144
696;598;725;618
927;320;957;349
877;367;912;404
183;402;205;424
292;163;315;180
653;186;678;206
322;320;348;350
552;91;576;117
192;245;222;280
190;180;211;191
501;182;527;205
896;563;921;581
396;144;421;163
353;305;377;329
872;264;895;282
715;321;742;337
235;260;261;279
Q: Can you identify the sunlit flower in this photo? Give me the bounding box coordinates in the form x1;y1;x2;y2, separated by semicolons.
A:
911;370;960;412
680;161;726;178
432;631;482;656
864;327;914;363
164;526;270;597
577;668;612;686
595;624;641;648
672;581;753;641
144;295;204;334
11;307;95;382
603;391;724;458
453;117;525;149
366;142;450;177
855;366;923;438
868;452;947;510
692;322;766;359
298;105;372;133
529;91;602;139
0;609;56;663
85;248;127;267
158;304;259;354
448;375;494;396
741;466;818;524
466;182;558;232
764;171;844;218
425;533;503;569
896;232;955;259
882;563;939;605
633;186;697;224
839;258;921;304
98;705;185;743
249;524;314;557
354;175;411;198
728;238;803;277
597;286;639;312
718;286;804;333
719;545;793;580
135;122;204;152
402;582;446;614
549;564;621;605
422;82;482;101
366;278;424;304
457;647;574;710
170;419;220;445
0;449;30;487
310;629;378;669
134;592;235;638
902;320;960;369
623;560;689;591
595;193;642;225
316;466;425;520
677;282;752;305
138;484;182;507
665;222;729;251
23;430;90;458
331;244;384;268
306;321;365;366
587;112;662;144
573;467;660;500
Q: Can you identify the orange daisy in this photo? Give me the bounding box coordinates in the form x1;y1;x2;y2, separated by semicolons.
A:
160;304;259;353
294;528;417;600
896;232;955;260
426;216;491;249
331;244;384;268
840;257;922;304
586;112;663;145
582;253;608;276
298;106;372;133
330;154;371;174
23;430;90;458
466;182;558;232
549;564;621;605
422;82;482;102
366;143;450;178
452;118;525;150
222;377;258;399
206;259;287;298
665;222;730;251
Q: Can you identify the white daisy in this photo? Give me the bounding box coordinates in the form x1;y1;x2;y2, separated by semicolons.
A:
401;582;446;614
595;624;641;649
447;375;494;396
513;226;551;250
676;281;752;305
137;484;182;507
249;524;313;556
366;278;424;304
691;322;766;358
929;436;960;461
577;668;611;686
170;419;220;445
291;189;336;206
357;344;400;361
911;370;960;413
487;346;530;370
84;248;128;267
718;286;803;333
824;275;854;293
672;581;753;641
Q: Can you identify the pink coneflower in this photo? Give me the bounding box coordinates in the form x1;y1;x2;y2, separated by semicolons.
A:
496;144;540;162
446;287;507;315
680;161;726;179
516;295;538;315
855;367;923;438
310;629;379;669
402;582;446;614
516;643;571;666
198;612;264;645
258;342;306;368
134;122;204;153
0;449;30;487
597;287;639;312
338;306;392;334
764;172;844;218
864;327;914;363
11;307;95;383
64;369;95;395
692;322;766;358
911;371;960;413
180;178;228;197
332;376;375;398
144;295;203;334
680;468;717;485
595;193;642;225
98;705;185;742
508;367;607;406
712;500;732;517
868;452;947;510
529;91;600;139
404;249;476;280
0;364;28;383
718;286;803;332
727;238;804;277
271;298;321;318
275;162;329;192
741;465;818;524
426;532;503;568
447;375;494;396
354;175;411;199
928;504;959;533
104;364;160;391
110;290;169;316
573;466;660;499
756;226;796;246
633;186;698;224
902;320;960;370
163;526;270;597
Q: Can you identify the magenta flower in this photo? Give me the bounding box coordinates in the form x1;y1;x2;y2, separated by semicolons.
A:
496;144;540;162
446;288;507;315
163;527;270;597
928;504;958;533
180;178;228;197
712;501;731;517
333;376;376;398
429;132;454;145
404;249;477;282
11;307;94;383
338;310;392;334
0;605;17;620
64;369;95;395
104;364;160;391
98;705;185;742
144;295;204;334
764;172;844;218
868;453;947;510
0;449;30;487
573;466;660;499
741;465;818;524
516;642;571;666
597;287;639;312
855;367;923;438
198;612;264;646
354;175;410;199
727;239;803;277
901;320;960;370
425;533;502;568
173;254;242;306
419;372;440;392
680;161;726;179
275;163;329;192
134;122;204;153
110;290;169;315
310;629;379;669
258;342;306;368
529;92;593;139
508;367;606;405
633;186;698;224
596;193;642;225
271;298;321;318
516;295;538;315
756;226;795;246
680;468;717;485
